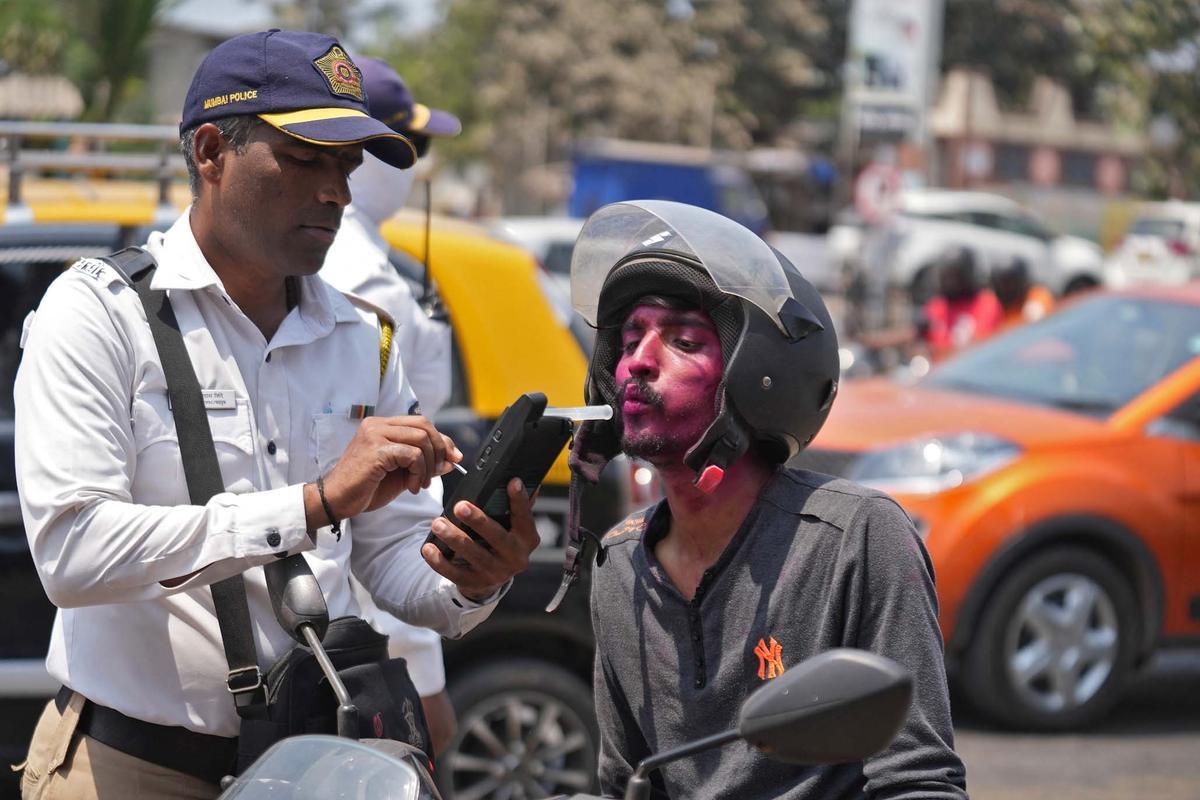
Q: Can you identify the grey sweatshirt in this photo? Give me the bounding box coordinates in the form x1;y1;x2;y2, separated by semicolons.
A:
591;467;968;799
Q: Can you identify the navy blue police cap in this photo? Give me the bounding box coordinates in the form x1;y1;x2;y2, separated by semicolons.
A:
181;30;416;169
356;57;462;138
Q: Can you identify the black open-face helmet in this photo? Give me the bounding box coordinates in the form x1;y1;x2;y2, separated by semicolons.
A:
547;200;840;612
570;200;840;492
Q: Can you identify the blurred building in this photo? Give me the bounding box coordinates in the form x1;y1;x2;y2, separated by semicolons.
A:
929;69;1147;239
930;69;1145;195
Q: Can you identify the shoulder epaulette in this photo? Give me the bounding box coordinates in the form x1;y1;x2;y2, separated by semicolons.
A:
342;293;397;385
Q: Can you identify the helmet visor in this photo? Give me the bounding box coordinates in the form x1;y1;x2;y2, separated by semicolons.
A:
570;200;795;333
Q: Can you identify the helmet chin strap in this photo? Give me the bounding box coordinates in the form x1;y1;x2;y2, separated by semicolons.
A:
548;420;614;613
684;409;751;494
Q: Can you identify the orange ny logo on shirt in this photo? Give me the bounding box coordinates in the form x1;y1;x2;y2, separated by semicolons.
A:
754;636;785;680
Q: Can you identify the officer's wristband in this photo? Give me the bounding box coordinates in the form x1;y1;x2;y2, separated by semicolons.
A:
315;474;342;542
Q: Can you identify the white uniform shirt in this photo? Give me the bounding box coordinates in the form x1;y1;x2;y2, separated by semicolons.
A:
322;204;456;696
14;213;495;736
322;205;452;416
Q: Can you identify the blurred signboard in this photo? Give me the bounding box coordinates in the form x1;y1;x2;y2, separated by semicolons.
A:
855;105;917;135
846;0;942;140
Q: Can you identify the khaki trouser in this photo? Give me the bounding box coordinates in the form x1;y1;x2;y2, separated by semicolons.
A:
17;696;220;800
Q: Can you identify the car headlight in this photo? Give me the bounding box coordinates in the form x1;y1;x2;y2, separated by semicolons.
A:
847;432;1021;496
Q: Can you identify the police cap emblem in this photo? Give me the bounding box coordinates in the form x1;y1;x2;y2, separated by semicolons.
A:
312;44;364;101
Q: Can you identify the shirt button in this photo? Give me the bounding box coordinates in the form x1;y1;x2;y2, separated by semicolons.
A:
267;440;277;455
266;528;281;547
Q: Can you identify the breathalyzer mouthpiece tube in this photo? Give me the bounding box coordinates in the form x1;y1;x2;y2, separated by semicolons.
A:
543;405;614;422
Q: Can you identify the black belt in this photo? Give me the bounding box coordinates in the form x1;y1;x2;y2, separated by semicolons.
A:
55;686;237;785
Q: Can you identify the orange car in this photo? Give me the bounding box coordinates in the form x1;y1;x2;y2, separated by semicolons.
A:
803;284;1200;729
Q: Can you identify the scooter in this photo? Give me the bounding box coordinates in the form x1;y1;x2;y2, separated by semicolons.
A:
217;556;442;797
218;581;913;800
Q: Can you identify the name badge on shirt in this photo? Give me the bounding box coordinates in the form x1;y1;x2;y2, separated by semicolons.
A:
201;390;238;410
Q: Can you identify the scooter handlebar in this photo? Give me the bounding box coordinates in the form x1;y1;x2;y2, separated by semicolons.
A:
264;554;329;642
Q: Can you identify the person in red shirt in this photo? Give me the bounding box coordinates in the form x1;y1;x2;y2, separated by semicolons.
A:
916;246;1003;360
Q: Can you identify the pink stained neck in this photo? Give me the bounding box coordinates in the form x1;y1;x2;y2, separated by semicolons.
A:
656;454;774;560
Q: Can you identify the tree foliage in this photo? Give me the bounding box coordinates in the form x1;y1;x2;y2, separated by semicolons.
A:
944;0;1200;197
71;0;163;121
377;0;835;210
943;0;1096;114
7;0;1199;197
1076;0;1200;197
0;0;72;74
0;0;163;121
695;0;845;146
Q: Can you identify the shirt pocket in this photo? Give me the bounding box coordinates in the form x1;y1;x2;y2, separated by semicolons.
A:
130;391;256;502
310;414;362;476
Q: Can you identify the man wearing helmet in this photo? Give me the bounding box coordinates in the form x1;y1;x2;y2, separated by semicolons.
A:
857;246;1002;367
565;202;967;799
918;246;1003;360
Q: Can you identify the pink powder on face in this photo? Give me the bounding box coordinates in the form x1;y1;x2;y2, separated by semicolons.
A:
615;305;724;461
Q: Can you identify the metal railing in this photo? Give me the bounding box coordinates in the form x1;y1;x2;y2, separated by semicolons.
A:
0;121;186;224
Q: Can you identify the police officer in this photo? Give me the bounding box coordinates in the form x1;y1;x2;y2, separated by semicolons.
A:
566;201;968;799
15;30;537;800
321;57;463;756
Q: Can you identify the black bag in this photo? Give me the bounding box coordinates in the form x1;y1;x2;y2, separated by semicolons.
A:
102;248;431;775
236;617;430;772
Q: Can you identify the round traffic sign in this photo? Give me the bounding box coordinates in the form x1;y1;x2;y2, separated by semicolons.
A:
854;163;902;224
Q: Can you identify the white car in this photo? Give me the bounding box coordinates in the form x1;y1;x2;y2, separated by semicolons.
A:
487;216;584;286
860;189;1104;302
1104;201;1200;288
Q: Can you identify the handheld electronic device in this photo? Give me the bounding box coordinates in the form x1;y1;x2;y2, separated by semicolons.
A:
427;392;573;560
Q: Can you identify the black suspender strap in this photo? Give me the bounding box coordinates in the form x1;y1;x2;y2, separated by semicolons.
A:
100;247;267;715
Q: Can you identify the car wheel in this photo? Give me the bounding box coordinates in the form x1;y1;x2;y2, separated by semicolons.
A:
963;546;1138;730
437;658;598;800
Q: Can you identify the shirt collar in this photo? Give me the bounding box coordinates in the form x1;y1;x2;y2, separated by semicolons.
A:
146;211;223;292
147;211;360;331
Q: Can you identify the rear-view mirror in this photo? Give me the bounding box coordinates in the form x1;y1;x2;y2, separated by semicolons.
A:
738;648;913;764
